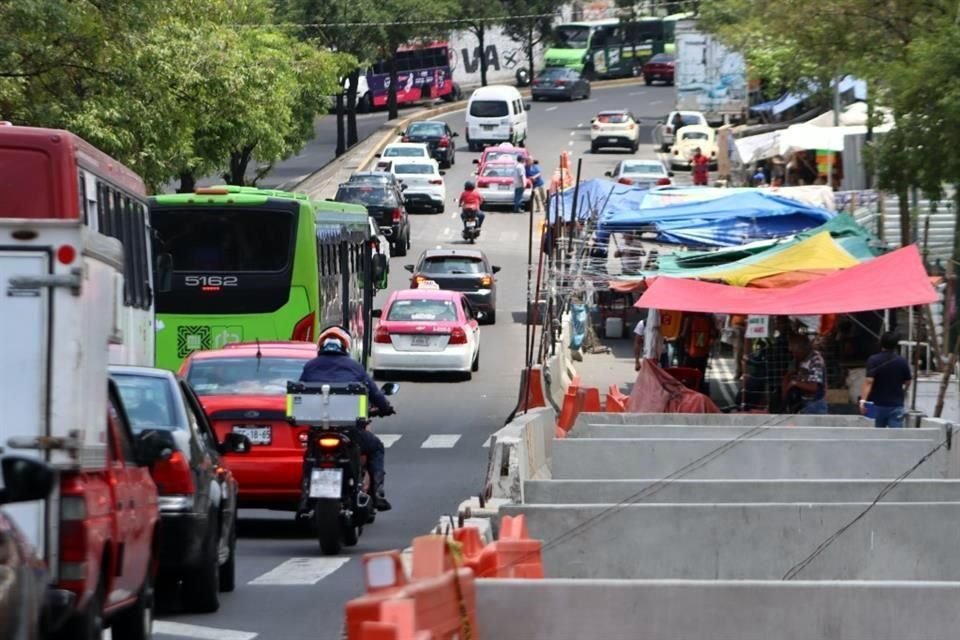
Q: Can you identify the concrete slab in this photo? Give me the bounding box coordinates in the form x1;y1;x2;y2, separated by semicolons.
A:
501;502;960;580
551;438;953;480
575;412;878;427
523;478;960;504
476;579;960;640
570;425;944;440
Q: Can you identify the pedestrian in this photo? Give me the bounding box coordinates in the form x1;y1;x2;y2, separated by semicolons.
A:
782;334;828;414
680;312;716;387
513;156;527;213
691;147;709;186
752;166;766;186
859;331;912;428
633;309;666;370
526;157;546;212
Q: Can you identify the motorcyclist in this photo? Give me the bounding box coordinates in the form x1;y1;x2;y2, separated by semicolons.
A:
299;325;394;511
458;180;485;229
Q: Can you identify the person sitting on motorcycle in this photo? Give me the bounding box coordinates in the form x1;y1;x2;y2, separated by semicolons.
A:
458;180;485;229
299;325;395;511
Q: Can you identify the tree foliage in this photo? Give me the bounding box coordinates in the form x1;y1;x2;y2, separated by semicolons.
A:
452;1;508;87
500;0;563;83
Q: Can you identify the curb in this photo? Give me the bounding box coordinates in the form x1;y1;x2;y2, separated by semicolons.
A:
293;76;649;192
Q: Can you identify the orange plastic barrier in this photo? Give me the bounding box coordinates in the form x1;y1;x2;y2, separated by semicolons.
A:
519;365;546;410
606;384;628;413
557;384;602;433
581;387;601;413
453;515;544;580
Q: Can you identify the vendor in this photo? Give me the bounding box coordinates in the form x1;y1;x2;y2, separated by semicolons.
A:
782;334;828;414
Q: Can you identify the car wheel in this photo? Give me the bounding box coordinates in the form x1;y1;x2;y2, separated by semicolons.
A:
437;202;445;214
644;75;652;86
590;143;599;153
111;573;154;640
219;521;237;592
486;309;496;325
182;522;220;613
472;350;479;372
393;238;407;257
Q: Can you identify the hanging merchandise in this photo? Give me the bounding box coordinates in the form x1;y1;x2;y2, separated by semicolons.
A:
570;303;588;350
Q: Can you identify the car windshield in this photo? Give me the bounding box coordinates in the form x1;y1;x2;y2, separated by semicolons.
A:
481;165;514;178
597;113;630;124
682;131;710;141
186;357;308;396
422;256;485;274
113;374;180;431
622;163;664;175
469;100;509;117
384;147;426;157
395;164;436;175
387;298;459;322
335;185;397;207
407;123;445;136
553;26;590;49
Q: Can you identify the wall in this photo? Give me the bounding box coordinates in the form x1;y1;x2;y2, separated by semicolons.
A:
448;26;545;88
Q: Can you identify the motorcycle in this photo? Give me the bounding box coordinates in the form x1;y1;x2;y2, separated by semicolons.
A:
461;208;481;243
287;380;399;555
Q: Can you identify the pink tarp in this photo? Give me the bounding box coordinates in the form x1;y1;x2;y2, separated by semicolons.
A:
627;360;720;413
636;244;938;315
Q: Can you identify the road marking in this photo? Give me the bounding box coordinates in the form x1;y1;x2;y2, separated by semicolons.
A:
569;131;575;136
248;557;350;585
379;434;402;448
152;622;258;640
421;434;461;448
650;100;663;105
441;227;453;237
629;91;647;96
577;122;583;127
545;106;558;112
568;141;574;146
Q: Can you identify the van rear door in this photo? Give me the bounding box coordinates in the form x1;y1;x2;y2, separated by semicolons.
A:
0;246;52;554
468;98;513;141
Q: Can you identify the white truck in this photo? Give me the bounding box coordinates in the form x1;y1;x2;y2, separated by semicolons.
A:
673;19;748;125
1;218;162;639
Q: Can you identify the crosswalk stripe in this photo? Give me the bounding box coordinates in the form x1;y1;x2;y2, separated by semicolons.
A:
109;623;258;640
379;434;402;448
248;557;350;585
421;434;461;448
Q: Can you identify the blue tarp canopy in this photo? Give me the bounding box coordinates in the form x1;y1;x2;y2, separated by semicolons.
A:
598;190;834;247
546;179;648;223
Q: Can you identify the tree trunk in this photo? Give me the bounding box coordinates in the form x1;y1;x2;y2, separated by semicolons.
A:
177;171;196;193
227;145;254;185
898;188;910;248
478;26;487;87
335;93;346;157
388;54;399;120
527;22;535;84
347;69;360;147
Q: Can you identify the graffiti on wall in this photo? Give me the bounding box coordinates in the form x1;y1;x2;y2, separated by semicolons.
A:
448;26;545;85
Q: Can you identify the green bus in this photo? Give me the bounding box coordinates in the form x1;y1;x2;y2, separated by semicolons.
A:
149;186;385;371
543;13;691;78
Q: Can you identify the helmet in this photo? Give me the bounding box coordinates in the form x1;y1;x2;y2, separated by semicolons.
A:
317;325;351;354
464;180;475;190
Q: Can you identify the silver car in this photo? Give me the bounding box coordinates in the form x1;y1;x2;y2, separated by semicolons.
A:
605;159;674;188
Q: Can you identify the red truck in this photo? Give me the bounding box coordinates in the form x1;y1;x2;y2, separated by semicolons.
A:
1;219;164;640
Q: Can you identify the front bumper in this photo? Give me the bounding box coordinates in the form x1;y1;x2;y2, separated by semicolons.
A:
478;186;531;205
371;343;473;372
403;190;444;209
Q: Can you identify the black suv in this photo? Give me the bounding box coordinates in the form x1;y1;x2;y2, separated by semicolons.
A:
400;121;458;169
404;248;500;324
335;182;411;256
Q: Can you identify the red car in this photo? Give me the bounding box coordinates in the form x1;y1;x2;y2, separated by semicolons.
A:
642;53;675;86
475;159;532;209
471;142;530;174
179;342;318;510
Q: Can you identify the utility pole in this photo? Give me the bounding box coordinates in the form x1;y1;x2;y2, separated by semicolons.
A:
335;92;346;157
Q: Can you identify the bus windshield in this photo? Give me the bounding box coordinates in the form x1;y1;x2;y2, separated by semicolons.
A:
553;26;592;49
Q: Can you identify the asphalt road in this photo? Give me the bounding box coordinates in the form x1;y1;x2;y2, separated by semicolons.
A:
149;81;677;640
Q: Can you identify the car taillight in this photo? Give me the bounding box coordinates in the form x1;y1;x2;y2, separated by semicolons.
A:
392;208;402;222
555;80;567;86
318;436;341;449
509;126;514;135
618;177;634;185
438;136;449;147
402;136;410;142
449;327;468;344
374;326;392;343
59;488;88;586
480;275;493;288
152;450;195;495
592;124;600;130
291;311;316;342
665;126;673;134
477;179;490;188
429;179;443;185
657;178;671;185
627;123;636;130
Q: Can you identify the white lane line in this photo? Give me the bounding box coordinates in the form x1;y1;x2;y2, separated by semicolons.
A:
577;122;583;127
568;141;574;146
379;434;402;448
650;100;664;105
545;106;558;112
441;227;453;237
152;622;259;640
248;557;350;585
569;131;575;136
629;91;646;96
421;434;461;448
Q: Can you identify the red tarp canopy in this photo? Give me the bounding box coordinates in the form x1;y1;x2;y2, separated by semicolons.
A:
637;244;938;315
628;360;720;413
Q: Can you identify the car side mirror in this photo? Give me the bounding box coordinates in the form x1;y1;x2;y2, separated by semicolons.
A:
374;153;382;158
472;159;479;165
220;432;251;455
134;429;175;466
668;171;675;177
381;382;400;396
439;170;446;176
404;264;415;272
524;102;531;111
452;132;459;137
604;171;612;177
372;254;388;282
492;265;501;273
155;252;174;294
0;456;55;505
372;309;382;318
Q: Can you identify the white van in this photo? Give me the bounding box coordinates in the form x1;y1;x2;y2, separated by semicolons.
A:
465;85;530;151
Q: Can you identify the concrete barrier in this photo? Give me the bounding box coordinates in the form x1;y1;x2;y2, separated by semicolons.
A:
551;438;955;479
500;502;960;580
476;579;960;640
523;478;960;504
574;412;879;427
484;408;554;502
542;312;576;412
570;424;945;440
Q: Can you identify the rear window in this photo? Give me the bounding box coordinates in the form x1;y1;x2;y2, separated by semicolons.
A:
335;185;398;207
407;123;445;136
113;374;180;431
484;150;521;163
383;146;426;157
186;357;308;396
152;208;294;272
421;257;485;274
623;163;664;175
348;174;392;185
648;54;674;63
682;131;710;141
386;298;458;321
470;100;509;117
481;165;514;178
597;113;630;123
394;164;436;175
676;114;704;127
537;68;569;79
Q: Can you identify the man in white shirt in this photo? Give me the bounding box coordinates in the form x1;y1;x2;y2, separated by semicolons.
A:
634;309;665;370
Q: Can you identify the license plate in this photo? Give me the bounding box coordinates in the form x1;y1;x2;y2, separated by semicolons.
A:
497;184;510;190
309;468;343;499
482;124;496;130
465;220;477;228
607;137;619;143
412;335;431;346
233;425;271;445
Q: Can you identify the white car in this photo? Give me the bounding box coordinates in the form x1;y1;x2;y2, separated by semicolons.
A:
604;159;674;188
670;124;718;169
590;110;640;153
375;142;431;171
390;157;446;213
659;110;709;151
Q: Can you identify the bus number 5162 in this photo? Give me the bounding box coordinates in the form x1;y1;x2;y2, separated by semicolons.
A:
184;275;238;287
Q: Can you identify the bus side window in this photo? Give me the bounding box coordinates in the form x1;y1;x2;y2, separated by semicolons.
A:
97;182;110;235
78;172;87;226
131;202;149;309
319;243;327;277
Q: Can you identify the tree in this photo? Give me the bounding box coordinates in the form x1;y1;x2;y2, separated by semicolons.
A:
500;0;561;86
452;2;507;87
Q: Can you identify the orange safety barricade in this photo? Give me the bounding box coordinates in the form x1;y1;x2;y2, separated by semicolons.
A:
580;387;601;413
453;515;544;580
606;384;628;412
555;387;581;433
518;366;546;409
